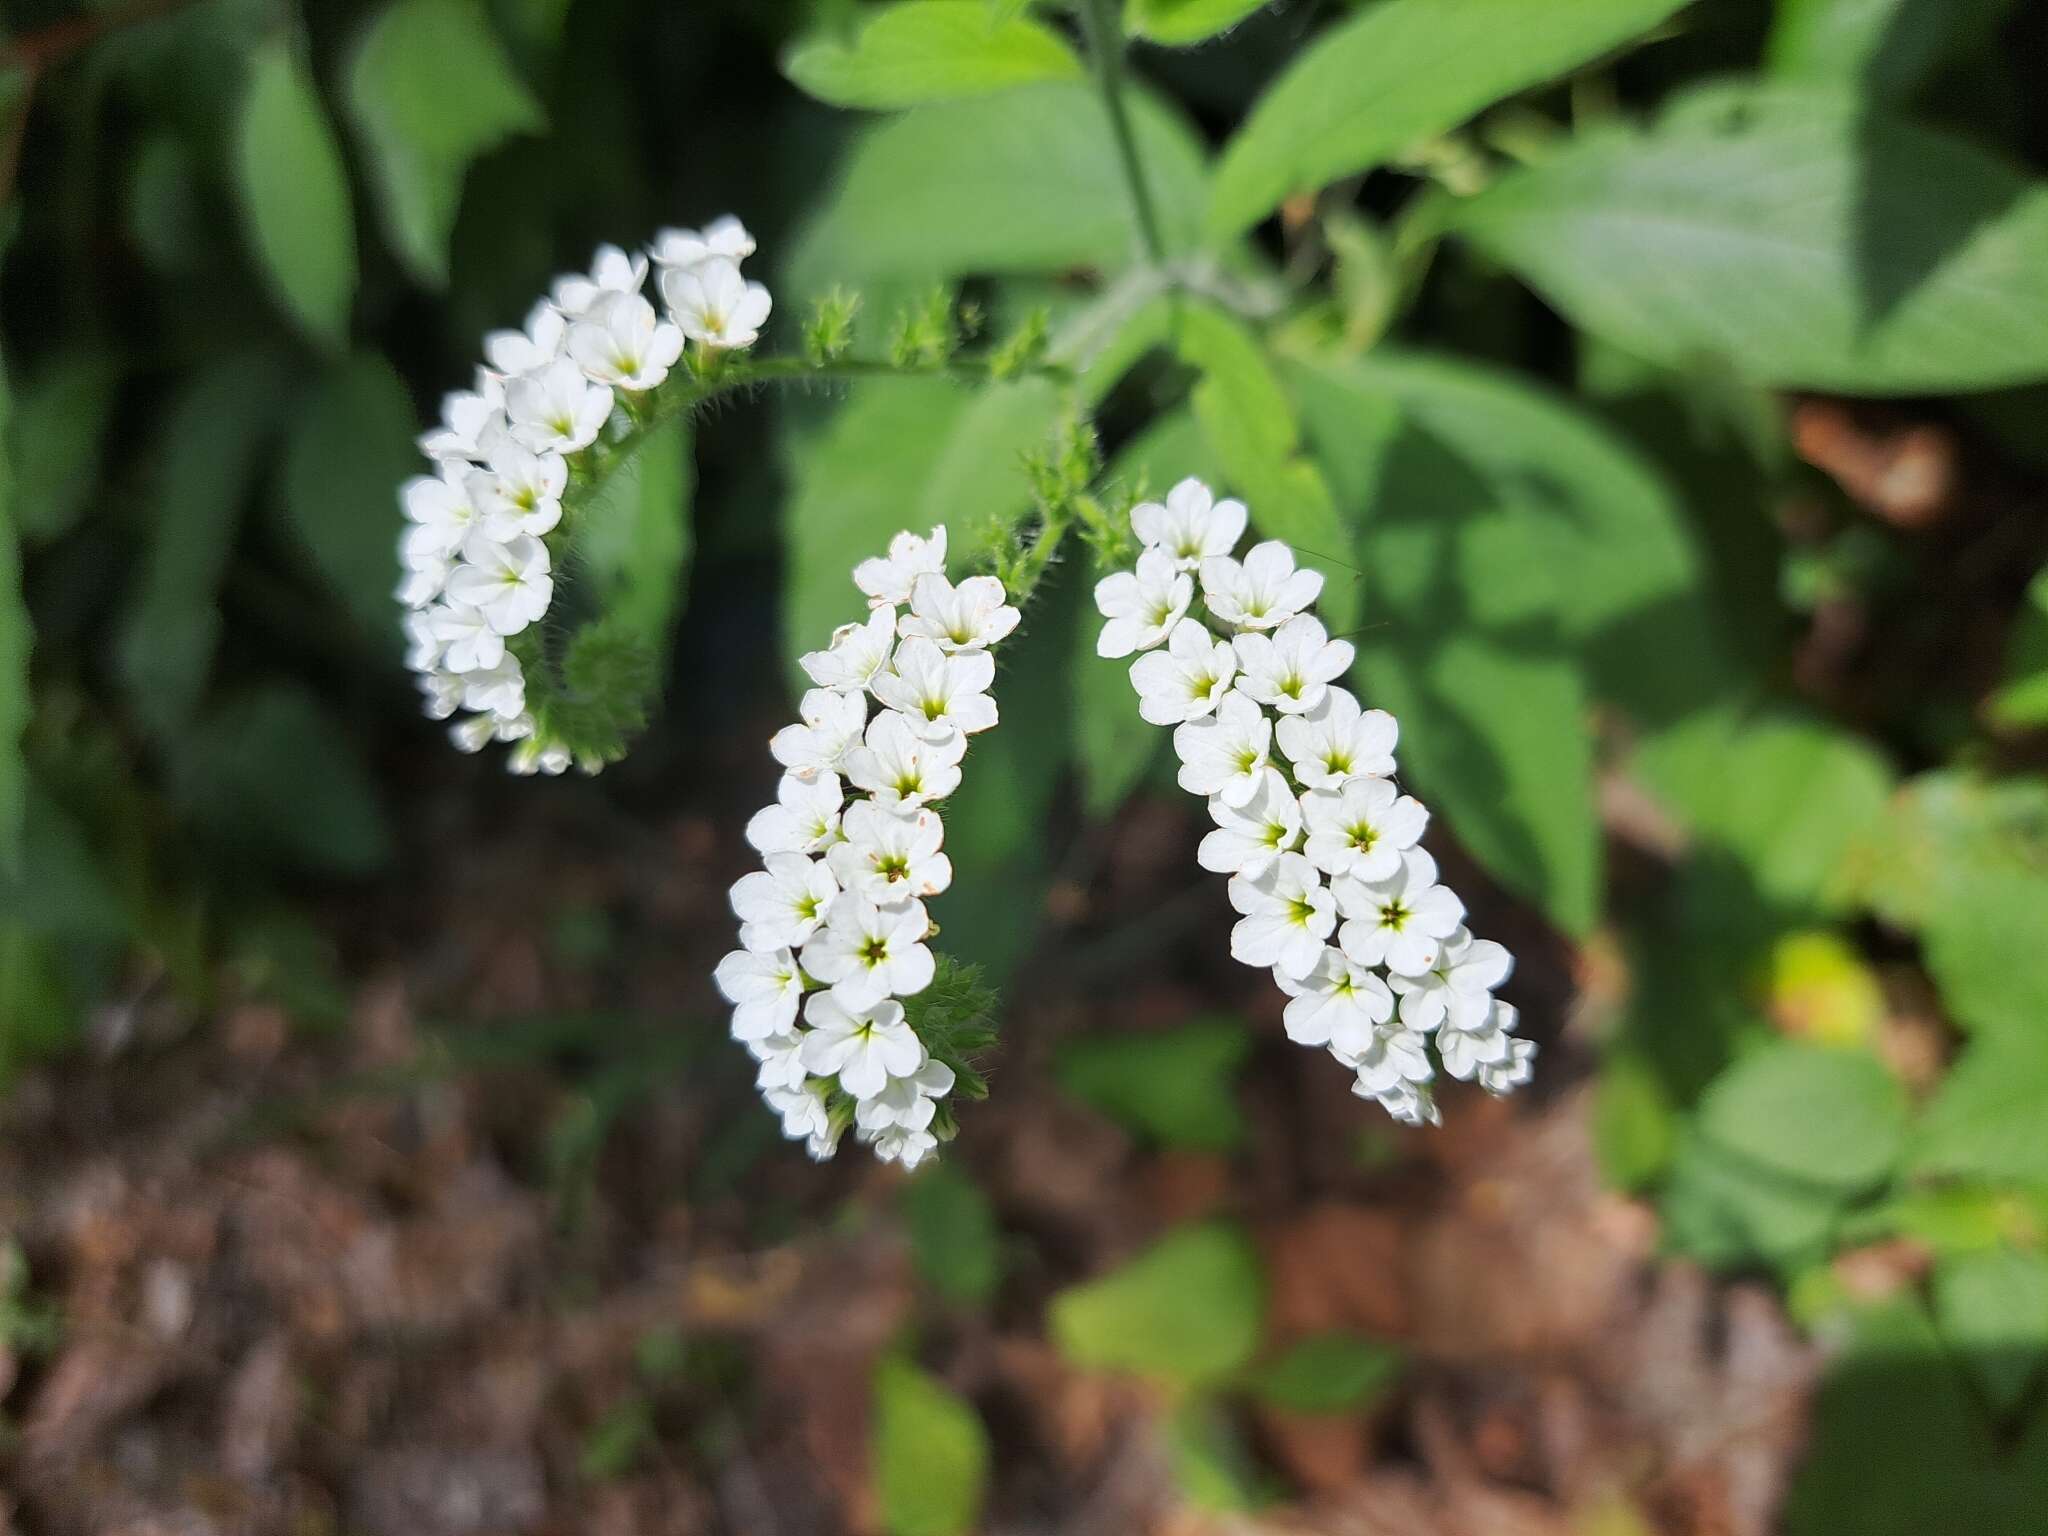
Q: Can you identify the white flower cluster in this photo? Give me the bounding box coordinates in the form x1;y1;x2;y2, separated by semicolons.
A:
396;217;771;772
1095;478;1533;1125
714;528;1021;1168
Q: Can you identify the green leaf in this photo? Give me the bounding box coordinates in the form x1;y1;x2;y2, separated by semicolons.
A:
903;1164;1001;1305
787;82;1211;302
1990;565;2048;728
7;346;120;546
575;416;694;648
1124;0;1269;46
1767;0;2014;103
1054;1016;1252;1150
872;1357;990;1536
1164;1399;1274;1513
1661;1128;1847;1269
346;0;544;286
1932;1246;2048;1417
1696;1042;1906;1191
1206;0;1684;238
784;1;1080;110
1454;83;2048;393
0;349;26;873
1593;1048;1678;1191
279;353;417;647
1914;1027;2048;1186
1248;1333;1403;1415
1049;1222;1264;1390
234;39;357;349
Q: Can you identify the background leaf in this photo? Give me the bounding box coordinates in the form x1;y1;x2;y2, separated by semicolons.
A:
1931;1245;2048;1416
872;1357;990;1536
1124;0;1270;47
1767;0;2014;104
6;347;120;546
1050;1222;1264;1389
783;1;1080;110
235;39;357;349
1695;1042;1906;1190
575;416;695;650
903;1164;1001;1305
1249;1333;1404;1415
1054;1015;1252;1149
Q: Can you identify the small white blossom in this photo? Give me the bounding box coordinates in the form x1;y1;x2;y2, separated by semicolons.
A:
1276;947;1395;1056
445;531;553;634
567;291;685;391
827;800;952;902
484;299;567;375
745;771;845;856
713;946;806;1041
1095;547;1192;658
842;709;966;809
855;1054;955;1135
1336;1019;1434;1096
899;573;1019;653
1201;540;1324;631
417;668;462;718
801;894;935;1011
1130;619;1237;725
401;462;481;561
1196;766;1301;877
403;611;443;672
867;1122;940;1169
1232;614;1354;715
1334;847;1465;977
650;216;755;271
799;608;898;694
661;257;771;349
1390;928;1513;1034
459;656;526;719
769;688;869;779
551;243;649;318
1301;777;1428;882
751;1031;811;1092
1366;1078;1441;1127
1172;691;1272;808
853;526;947;609
766;1082;835;1148
505;358;614;454
467;443;567;542
1130;477;1246;570
508;735;573;776
731;853;839;952
1479;1036;1537;1095
426;600;503;673
396;537;452;608
799;993;926;1098
419;372;506;460
871;638;998;740
1227;852;1336;981
1275;688;1397;788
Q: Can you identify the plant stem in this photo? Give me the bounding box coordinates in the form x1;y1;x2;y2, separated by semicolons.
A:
1078;0;1165;266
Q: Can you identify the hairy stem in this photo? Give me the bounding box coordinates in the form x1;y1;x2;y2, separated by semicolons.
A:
1077;0;1166;267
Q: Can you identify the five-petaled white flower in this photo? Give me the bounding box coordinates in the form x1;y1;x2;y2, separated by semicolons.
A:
730;852;839;951
770;688;868;779
446;532;553;634
1131;477;1247;571
1233;614;1354;715
650;216;755;271
1276;947;1395;1056
1301;776;1427;882
899;573;1020;652
566;291;685;391
1197;766;1301;877
801;893;935;1011
751;1031;811;1092
1337;1022;1435;1098
842;709;966;808
713;946;806;1041
1130;619;1237;725
853;526;947;609
1275;688;1397;789
401;462;481;560
419;372;506;460
1390;927;1513;1033
745;770;845;856
799;994;926;1099
459;657;526;719
505;358;614;453
1173;692;1272;808
1094;547;1192;658
1364;1078;1440;1127
1438;998;1524;1082
855;1054;955;1135
828;800;952;902
426;600;503;674
1334;847;1465;977
551;243;649;317
871;638;998;740
484;299;567;376
1479;1036;1536;1096
1227;852;1336;981
1201;540;1325;631
766;1081;832;1142
661;257;771;349
867;1122;940;1168
468;443;567;542
800;608;898;694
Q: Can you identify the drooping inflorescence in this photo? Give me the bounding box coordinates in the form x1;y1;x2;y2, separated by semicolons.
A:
397;217;770;774
714;529;1020;1168
1095;478;1534;1125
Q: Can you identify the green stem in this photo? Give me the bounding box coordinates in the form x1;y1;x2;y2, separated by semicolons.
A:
1078;0;1165;266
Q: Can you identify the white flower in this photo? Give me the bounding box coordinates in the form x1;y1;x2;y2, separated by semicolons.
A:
445;531;553;634
1232;614;1354;715
551;243;649;318
871;638;998;740
1172;691;1272;808
419;371;506;460
802;895;935;1012
855;1055;955;1135
459;656;526;719
505;358;614;453
396;538;451;608
1227;852;1336;981
713;946;806;1041
1440;1000;1534;1095
467;443;567;542
426;600;503;673
827;800;952;902
484;299;566;376
842;709;966;809
1275;688;1397;789
745;771;845;856
1336;1021;1434;1098
1094;547;1192;658
1365;1078;1440;1127
769;688;868;779
899;573;1019;653
730;852;839;951
508;735;572;776
1390;928;1513;1034
799;608;898;694
401;462;481;561
867;1123;940;1169
766;1081;833;1142
1201;540;1324;631
1334;847;1465;977
1196;766;1301;877
417;668;462;719
1130;477;1246;571
751;1031;810;1092
1130;619;1237;726
853;526;947;610
1276;947;1395;1056
799;993;925;1098
403;611;443;671
1479;1036;1537;1096
1301;777;1428;882
660;257;771;349
566;291;684;391
650;216;755;271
